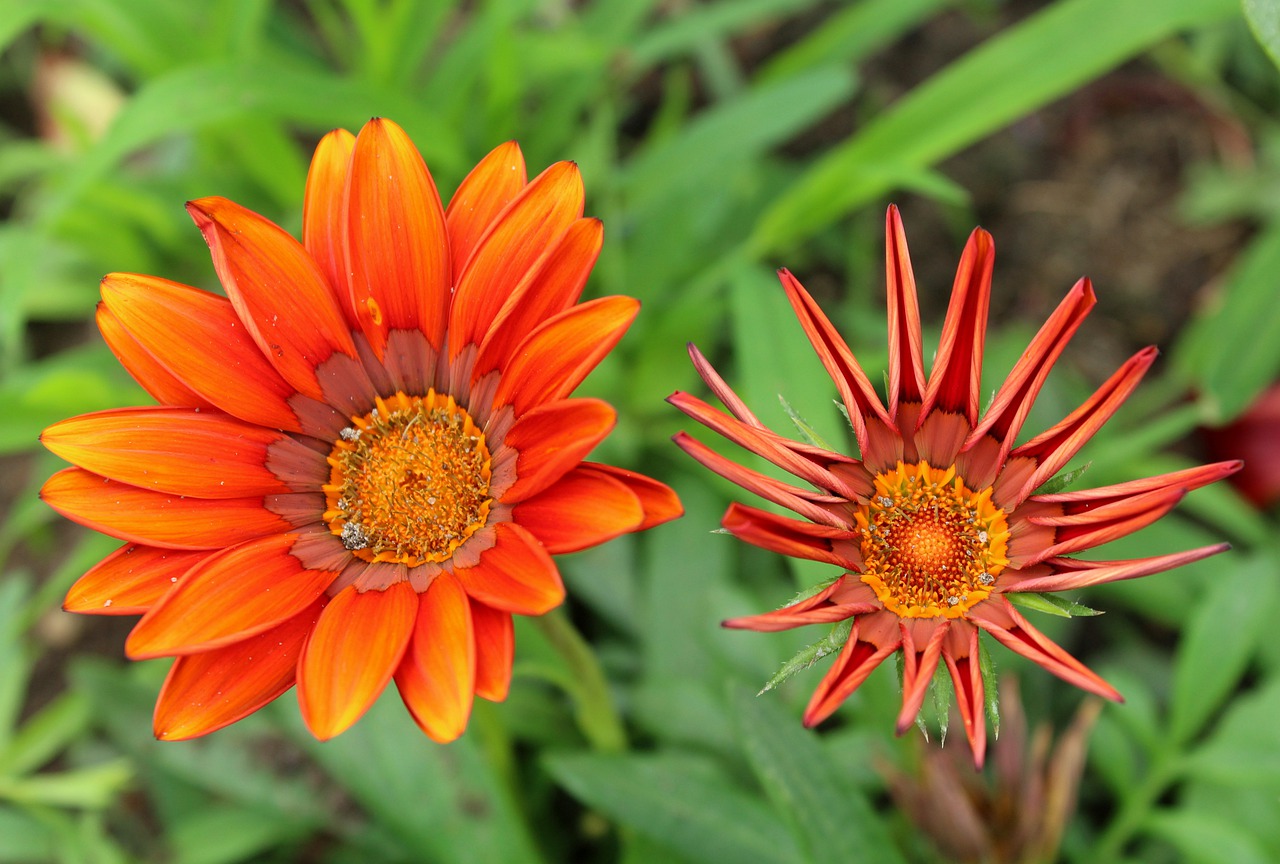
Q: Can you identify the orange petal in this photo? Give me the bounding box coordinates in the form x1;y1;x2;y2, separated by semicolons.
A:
723;576;875;633
1021;487;1186;564
42;407;290;499
100;273;301;432
779;269;891;458
470;599;514;701
885;206;926;416
895;621;948;734
1006;543;1230;594
920;228;994;426
802;621;900;727
453;522;564;615
298;580;418;740
445;140;527;280
514;467;642;554
187;196;357;399
942;624;988;768
473;218;603;381
577;462;683;532
97;304;213;409
345;118;450;356
394;573;476;743
41;467;289;550
449;162;584;357
303;127;358;325
500;398;616;504
493;296;638;415
721;502;858;569
125;533;334;659
64;544;209;615
153;599;323;740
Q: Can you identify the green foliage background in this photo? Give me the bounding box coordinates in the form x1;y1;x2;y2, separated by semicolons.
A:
2;0;1279;862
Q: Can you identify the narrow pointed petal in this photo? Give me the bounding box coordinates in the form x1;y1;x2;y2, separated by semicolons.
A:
471;599;514;701
721;502;860;569
671;432;849;529
454;522;564;615
896;621;949;734
724;576;877;633
942;625;988;768
42;407;290;498
473;218;603;381
450;162;583;357
64;544;208;615
100;274;300;432
1032;460;1243;507
514;466;643;554
41;468;289;549
779;269;891;454
803;621;900;727
345;118;450;356
394;573;476;743
969;597;1121;701
885;206;926;416
920;228;994;425
500;398;616;504
125;534;334;659
493;296;638;415
1005;543;1231;593
303;128;357;323
1020;487;1186;564
965;279;1095;459
445;140;527;280
298;580;418;740
576;463;683;531
1003;347;1158;505
97;304;213;409
154;599;323;740
687;343;764;427
187;197;357;400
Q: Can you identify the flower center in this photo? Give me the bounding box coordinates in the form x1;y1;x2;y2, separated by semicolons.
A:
855;461;1009;619
323;390;493;567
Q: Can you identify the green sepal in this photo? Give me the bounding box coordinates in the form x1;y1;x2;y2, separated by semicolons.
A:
978;635;999;739
913;661;953;743
779;576;841;610
759;618;853;695
778;395;833;450
1006;591;1102;618
1032;462;1091;496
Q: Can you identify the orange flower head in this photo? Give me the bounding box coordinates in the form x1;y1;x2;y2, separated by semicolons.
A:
671;206;1237;767
42;118;681;743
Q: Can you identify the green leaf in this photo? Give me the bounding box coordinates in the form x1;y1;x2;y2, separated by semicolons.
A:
1169;552;1278;745
1032;462;1092;496
760;619;852;694
1243;0;1280;71
1183;676;1280;787
1005;592;1103;618
751;0;1238;252
1145;809;1272;864
778;396;833;450
733;688;906;864
170;805;308;864
978;635;999;738
545;751;802;864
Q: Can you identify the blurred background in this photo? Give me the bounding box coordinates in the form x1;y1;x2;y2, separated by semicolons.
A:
2;0;1279;862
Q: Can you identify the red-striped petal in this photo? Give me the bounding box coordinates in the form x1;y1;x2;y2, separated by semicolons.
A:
885;206;926;417
453;522;564;615
576;462;683;532
64;544;209;615
344;118;450;356
1004;543;1231;594
153;599;323;740
514;466;643;554
449;162;583;357
896;620;949;734
802;621;900;727
445;140;527;281
42;407;290;498
942;624;988;768
721;502;859;569
723;576;875;633
302;127;357;325
394;572;476;743
298;580;418;740
471;599;514;701
500;398;616;504
41;467;289;550
97;304;213;409
187;196;357;399
125;533;334;659
493;296;638;414
920;228;994;426
100;273;301;432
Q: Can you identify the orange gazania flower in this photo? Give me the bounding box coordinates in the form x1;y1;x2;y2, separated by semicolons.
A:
42;118;681;743
671;206;1237;767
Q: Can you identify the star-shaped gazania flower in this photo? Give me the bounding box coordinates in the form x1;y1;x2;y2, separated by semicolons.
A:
671;206;1237;766
43;118;681;743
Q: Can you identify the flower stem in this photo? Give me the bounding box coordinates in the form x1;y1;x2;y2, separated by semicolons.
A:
534;609;627;753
